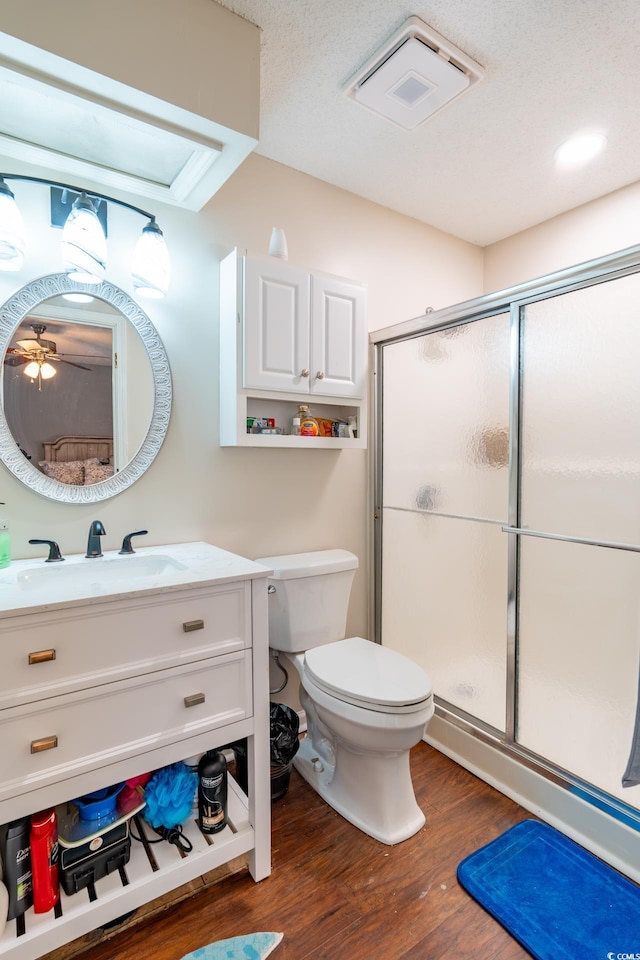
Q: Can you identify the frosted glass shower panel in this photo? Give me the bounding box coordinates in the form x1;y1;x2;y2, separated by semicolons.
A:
521;273;640;545
381;509;508;731
517;535;640;810
382;313;511;521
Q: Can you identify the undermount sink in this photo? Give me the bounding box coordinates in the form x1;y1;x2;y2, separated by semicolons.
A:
18;553;188;590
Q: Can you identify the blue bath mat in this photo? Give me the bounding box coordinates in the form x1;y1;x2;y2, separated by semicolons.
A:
181;932;283;960
457;820;640;959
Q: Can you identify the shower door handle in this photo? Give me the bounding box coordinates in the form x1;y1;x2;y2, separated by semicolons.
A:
501;526;640;553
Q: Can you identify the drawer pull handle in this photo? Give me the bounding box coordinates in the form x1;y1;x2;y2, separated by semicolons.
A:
28;649;56;665
184;693;205;708
31;735;58;754
183;619;204;633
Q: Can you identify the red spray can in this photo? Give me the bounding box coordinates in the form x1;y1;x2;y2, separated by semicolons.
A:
30;809;59;913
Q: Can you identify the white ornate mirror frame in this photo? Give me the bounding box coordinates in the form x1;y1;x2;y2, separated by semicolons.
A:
0;273;172;503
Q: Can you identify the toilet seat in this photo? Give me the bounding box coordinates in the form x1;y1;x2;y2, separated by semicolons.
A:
303;636;432;715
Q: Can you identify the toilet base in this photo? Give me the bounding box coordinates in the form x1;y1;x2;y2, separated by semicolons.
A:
293;734;426;845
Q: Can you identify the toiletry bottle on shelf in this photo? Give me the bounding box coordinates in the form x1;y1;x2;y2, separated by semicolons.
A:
290;416;301;436
0;504;10;569
198;750;228;834
297;404;319;437
1;817;33;920
30;809;59;913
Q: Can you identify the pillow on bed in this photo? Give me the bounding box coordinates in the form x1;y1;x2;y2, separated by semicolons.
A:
38;459;85;485
83;458;114;485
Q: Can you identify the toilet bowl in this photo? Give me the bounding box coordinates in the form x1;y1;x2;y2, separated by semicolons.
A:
255;550;434;845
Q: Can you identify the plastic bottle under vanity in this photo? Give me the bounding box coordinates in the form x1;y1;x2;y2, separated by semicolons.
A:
1;817;33;920
30;809;59;913
197;750;228;834
0;503;10;569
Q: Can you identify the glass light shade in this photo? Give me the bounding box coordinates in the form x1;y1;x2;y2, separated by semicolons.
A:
0;179;25;272
61;193;107;285
23;359;56;380
131;220;170;299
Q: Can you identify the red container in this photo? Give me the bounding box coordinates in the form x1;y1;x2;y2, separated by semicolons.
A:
30;809;59;913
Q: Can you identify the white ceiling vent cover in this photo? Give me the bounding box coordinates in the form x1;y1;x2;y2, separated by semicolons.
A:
344;17;484;131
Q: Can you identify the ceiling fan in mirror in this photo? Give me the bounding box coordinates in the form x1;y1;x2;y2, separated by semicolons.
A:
5;322;93;390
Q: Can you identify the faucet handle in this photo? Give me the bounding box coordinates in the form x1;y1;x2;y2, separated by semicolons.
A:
29;539;65;563
119;530;149;555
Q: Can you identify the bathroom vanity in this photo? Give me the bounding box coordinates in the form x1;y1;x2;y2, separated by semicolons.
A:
0;542;271;960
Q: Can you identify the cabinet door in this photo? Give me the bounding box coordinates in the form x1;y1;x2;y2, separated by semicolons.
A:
311;274;366;398
244;257;311;393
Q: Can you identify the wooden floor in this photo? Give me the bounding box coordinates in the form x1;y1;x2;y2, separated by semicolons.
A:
48;742;533;960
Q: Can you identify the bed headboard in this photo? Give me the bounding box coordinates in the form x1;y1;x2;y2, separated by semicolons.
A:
42;436;113;463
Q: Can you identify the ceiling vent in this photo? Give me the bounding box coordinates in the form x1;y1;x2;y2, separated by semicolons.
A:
344;17;484;131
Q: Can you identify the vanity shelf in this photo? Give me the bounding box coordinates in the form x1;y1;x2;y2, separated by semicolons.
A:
0;542;271;960
0;778;251;960
219;250;367;449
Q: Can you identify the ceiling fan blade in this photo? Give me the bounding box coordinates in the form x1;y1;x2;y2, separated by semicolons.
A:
4;352;29;366
51;357;93;372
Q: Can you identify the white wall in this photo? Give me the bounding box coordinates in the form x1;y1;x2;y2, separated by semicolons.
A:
0;153;483;647
484;180;640;294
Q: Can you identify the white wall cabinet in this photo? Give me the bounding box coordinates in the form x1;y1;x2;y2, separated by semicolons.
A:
0;544;271;960
220;249;367;448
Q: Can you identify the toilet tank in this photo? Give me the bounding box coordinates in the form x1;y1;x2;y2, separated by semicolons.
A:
254;549;358;653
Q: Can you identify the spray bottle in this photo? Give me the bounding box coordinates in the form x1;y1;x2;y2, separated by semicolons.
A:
0;504;10;569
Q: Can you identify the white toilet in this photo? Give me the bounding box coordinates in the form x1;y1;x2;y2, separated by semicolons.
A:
255;548;434;845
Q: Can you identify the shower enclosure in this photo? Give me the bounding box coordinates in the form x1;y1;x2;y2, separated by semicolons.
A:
372;244;640;837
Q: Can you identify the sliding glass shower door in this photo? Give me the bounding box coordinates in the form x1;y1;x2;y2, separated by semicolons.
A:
516;275;640;808
375;253;640;820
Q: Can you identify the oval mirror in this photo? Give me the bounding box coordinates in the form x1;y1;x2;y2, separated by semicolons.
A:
0;274;171;503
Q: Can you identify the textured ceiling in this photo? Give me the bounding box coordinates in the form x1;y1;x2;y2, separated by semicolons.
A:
214;0;640;246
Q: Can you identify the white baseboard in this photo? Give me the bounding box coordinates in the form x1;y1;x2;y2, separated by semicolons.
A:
425;713;640;883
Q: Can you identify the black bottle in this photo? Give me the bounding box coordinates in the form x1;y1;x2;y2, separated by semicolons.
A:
197;751;227;834
0;816;33;920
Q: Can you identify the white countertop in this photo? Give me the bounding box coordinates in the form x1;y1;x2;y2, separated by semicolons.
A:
0;541;273;618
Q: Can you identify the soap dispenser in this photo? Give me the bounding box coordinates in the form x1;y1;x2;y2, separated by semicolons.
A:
0;504;9;569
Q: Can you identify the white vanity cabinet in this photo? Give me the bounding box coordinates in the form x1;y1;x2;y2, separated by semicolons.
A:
0;543;271;960
220;249;367;447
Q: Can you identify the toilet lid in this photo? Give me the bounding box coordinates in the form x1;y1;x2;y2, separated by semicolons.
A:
304;637;432;708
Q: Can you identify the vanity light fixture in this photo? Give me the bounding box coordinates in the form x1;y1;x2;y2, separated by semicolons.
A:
0;174;171;298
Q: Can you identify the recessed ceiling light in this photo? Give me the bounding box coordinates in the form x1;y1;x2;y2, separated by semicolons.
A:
554;132;607;168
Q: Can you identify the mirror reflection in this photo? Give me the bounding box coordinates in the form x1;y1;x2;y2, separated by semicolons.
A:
2;297;153;486
0;274;171;504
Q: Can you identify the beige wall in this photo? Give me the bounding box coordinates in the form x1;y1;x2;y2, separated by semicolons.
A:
484;181;640;294
0;153;483;647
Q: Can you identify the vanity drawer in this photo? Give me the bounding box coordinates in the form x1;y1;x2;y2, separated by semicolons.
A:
0;651;252;804
0;581;252;711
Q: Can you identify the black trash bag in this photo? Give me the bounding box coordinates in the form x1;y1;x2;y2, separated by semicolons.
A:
269;702;300;766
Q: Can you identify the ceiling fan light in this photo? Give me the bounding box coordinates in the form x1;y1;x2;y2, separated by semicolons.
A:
61;192;106;285
131;219;170;299
39;361;57;380
23;360;40;379
0;178;26;272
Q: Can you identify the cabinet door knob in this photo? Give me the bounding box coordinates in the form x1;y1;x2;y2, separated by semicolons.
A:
184;693;205;708
183;619;204;633
28;649;56;665
315;370;325;380
31;735;58;754
300;368;310;378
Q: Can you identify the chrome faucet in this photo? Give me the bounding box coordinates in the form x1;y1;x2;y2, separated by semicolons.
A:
86;520;106;558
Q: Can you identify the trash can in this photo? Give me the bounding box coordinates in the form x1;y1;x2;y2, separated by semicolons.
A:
269;702;300;801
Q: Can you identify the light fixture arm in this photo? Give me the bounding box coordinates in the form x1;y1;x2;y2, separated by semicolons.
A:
0;173;157;223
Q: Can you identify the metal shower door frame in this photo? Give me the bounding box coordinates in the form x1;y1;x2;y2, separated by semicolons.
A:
371;241;640;831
